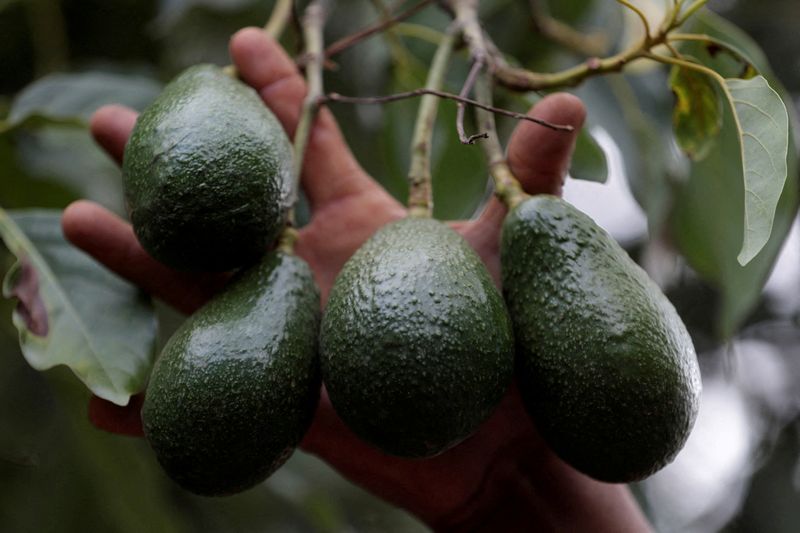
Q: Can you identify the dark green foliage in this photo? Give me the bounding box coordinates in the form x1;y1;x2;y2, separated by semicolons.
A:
142;251;320;496
501;196;702;482
122;64;292;272
320;217;513;458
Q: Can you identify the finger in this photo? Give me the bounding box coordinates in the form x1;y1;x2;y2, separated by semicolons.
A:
61;200;226;314
461;94;586;254
229;27;376;210
90;105;138;164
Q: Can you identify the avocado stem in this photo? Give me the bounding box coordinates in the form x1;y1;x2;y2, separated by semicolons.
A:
406;22;458;218
473;62;527;211
451;0;527;211
277;226;299;255
289;0;333;228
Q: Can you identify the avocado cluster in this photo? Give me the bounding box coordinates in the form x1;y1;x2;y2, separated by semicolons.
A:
131;64;700;496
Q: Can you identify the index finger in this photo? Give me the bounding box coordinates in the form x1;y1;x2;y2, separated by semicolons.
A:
229;28;379;210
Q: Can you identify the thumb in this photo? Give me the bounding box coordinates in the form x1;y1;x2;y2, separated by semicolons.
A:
506;92;586;196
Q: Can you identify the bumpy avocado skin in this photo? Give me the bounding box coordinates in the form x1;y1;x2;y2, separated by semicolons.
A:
320;217;514;458
501;195;701;482
122;64;292;272
141;251;320;496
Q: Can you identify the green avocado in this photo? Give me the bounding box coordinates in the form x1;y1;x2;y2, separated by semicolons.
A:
320;217;514;458
501;195;701;482
141;251;320;496
122;64;292;272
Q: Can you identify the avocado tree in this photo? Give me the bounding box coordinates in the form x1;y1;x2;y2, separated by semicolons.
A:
0;0;798;531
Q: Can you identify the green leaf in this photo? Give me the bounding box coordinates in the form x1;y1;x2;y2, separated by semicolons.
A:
722;76;789;265
669;64;723;160
665;9;799;335
671;98;798;337
7;71;160;128
570;126;609;183
0;209;157;406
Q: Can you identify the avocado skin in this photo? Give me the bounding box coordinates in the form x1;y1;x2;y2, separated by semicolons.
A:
501;196;701;483
320;217;514;458
141;251;320;496
122;64;292;272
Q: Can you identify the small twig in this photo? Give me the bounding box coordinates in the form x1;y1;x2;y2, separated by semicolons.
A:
457;59;488;144
473;71;526;210
407;24;459;217
450;0;494;143
289;0;334;227
616;0;652;40
677;0;708;26
323;0;436;59
322;90;574;132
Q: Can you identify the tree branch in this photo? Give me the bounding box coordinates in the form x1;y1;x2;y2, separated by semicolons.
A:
473;72;526;210
289;0;334;227
407;24;459;217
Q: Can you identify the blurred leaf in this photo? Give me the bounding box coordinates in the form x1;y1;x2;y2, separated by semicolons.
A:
156;2;270;72
0;358;187;533
0;209;157;406
570;126;609;183
576;76;675;232
0;135;78;209
155;0;259;29
0;0;22;12
6;71;161;129
1;70;160;211
431;102;489;220
14;128;125;211
669;64;722;160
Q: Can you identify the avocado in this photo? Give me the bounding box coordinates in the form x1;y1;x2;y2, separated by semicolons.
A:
122;64;292;272
320;217;514;458
141;251;320;496
501;195;701;482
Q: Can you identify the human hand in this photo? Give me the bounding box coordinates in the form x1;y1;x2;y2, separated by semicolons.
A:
63;28;650;532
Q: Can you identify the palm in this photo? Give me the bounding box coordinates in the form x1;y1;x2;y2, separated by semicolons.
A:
68;28;647;531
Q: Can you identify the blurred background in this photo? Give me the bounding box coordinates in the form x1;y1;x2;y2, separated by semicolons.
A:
1;0;800;531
